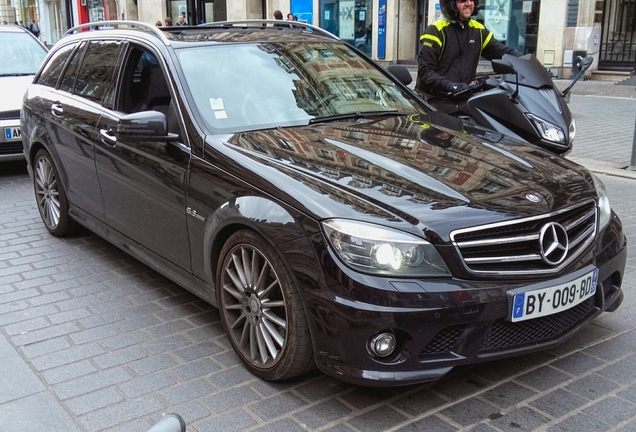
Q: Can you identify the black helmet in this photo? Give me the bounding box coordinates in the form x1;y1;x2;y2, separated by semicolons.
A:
440;0;480;20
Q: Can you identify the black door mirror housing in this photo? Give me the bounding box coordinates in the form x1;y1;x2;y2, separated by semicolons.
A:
117;110;179;141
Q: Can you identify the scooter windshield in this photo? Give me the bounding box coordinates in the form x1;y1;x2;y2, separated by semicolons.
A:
501;54;555;89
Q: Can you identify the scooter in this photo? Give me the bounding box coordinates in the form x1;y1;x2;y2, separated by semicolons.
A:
388;54;594;156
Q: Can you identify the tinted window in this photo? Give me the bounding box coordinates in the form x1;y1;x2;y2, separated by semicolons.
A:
74;40;121;103
58;42;84;93
37;43;76;88
0;30;48;76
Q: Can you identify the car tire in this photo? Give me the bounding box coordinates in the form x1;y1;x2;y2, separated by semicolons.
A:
217;229;314;381
33;149;77;237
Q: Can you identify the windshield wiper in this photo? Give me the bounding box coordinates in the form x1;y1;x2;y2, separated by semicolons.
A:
0;73;34;77
308;110;407;125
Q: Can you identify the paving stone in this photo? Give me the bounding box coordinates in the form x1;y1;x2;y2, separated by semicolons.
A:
30;342;107;371
337;387;398;410
204;386;262;413
52;365;129;399
20;336;71;359
160;379;216;405
480;382;538;409
208;365;257;388
41;360;98;385
142;334;191;354
489;406;551;432
173;340;223;362
77;394;164;432
565;373;621;400
529;388;588;418
129;353;180;376
4;316;49;336
395;415;459;432
348;406;409;432
102;330;149;351
65;388;124;416
119;372;176;398
596;353;636;384
390;388;447;416
194;408;257;432
12;322;80;346
78;311;123;329
431;374;489;399
94;346;147;369
515;366;571;391
583;396;636;425
293;399;352;429
441;398;501;427
48;307;91;324
293;375;351;402
70;325;119;345
547;412;613;432
249;392;309;422
170;357;221;382
250;417;308;432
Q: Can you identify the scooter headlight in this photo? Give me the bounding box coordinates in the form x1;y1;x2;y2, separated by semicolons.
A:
526;114;565;144
569;119;576;144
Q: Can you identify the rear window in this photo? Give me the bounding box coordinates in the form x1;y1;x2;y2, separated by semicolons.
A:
0;30;47;76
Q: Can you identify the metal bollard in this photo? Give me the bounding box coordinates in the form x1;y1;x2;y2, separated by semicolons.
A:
631;116;636;171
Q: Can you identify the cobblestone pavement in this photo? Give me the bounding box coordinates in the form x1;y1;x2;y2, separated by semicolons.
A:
1;91;636;432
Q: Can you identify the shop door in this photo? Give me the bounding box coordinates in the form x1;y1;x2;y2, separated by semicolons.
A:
599;0;636;71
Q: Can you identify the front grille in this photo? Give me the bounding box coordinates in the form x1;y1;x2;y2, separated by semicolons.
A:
0;110;20;120
451;200;597;275
421;325;466;354
479;297;596;352
0;142;23;155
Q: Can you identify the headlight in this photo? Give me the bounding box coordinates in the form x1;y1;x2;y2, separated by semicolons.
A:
322;219;451;277
569;119;576;144
592;174;611;231
526;114;565;144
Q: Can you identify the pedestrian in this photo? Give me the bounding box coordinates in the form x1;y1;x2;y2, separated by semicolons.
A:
164;17;172;26
155;20;162;26
29;19;40;38
175;13;187;26
415;0;518;114
273;10;283;20
286;13;297;21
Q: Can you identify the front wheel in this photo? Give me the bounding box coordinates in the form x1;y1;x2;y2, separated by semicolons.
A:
217;230;314;381
33;149;77;237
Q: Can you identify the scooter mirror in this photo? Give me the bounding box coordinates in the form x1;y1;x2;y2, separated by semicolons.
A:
578;56;594;70
386;64;413;86
492;59;516;75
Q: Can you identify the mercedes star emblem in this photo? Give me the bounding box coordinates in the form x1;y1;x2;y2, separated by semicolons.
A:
539;222;569;265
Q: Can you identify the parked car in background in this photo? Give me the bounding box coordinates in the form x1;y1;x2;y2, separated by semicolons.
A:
0;24;47;161
21;20;626;387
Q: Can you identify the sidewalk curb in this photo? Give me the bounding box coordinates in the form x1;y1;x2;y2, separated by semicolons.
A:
568;157;636;180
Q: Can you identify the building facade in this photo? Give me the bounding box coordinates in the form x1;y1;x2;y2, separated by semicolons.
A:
1;0;633;76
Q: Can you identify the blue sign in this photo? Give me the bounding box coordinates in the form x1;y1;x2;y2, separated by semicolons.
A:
378;0;387;59
291;0;313;24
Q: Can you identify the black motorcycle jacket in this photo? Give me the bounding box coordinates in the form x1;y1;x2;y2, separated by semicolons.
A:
416;17;518;96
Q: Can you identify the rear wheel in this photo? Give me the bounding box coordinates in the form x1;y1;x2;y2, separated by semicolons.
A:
33;149;77;237
217;230;314;381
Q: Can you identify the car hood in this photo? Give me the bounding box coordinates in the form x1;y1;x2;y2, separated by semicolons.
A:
215;114;596;241
0;75;34;112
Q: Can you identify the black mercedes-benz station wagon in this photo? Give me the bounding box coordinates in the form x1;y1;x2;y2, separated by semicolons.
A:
22;21;626;386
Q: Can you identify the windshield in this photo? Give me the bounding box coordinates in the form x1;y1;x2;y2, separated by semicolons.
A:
0;31;48;76
177;42;426;133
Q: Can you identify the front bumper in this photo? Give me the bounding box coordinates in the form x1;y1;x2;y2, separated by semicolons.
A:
301;217;626;387
0;118;24;161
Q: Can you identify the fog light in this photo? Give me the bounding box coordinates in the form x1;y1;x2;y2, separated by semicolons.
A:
368;332;397;357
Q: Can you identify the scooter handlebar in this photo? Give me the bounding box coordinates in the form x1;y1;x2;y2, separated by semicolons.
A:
445;79;486;99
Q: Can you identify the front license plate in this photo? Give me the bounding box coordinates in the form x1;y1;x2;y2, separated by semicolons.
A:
511;268;598;322
4;126;21;141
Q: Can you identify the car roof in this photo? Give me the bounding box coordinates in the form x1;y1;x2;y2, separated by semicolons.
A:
63;20;340;47
0;24;33;33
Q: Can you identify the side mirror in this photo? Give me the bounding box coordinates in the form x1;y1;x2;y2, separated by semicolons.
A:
578;56;594;71
116;110;178;142
491;59;516;75
386;64;413;86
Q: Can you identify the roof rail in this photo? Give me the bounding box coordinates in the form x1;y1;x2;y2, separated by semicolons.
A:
195;19;339;41
64;20;170;44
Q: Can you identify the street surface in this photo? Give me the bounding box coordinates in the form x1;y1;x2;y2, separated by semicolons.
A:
1;86;636;431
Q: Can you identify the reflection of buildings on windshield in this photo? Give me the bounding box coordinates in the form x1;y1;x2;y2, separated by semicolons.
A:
227;115;554;216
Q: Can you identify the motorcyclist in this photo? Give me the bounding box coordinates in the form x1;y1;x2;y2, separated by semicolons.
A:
416;0;518;114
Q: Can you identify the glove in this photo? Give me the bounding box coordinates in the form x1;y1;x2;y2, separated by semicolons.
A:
448;82;470;94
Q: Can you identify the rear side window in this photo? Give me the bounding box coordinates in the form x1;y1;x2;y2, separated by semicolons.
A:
74;40;121;103
37;43;77;88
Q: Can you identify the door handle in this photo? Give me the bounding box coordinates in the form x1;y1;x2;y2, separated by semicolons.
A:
51;102;63;116
100;128;116;146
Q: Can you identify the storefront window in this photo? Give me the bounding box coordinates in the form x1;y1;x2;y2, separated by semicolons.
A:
319;0;373;56
478;0;540;55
